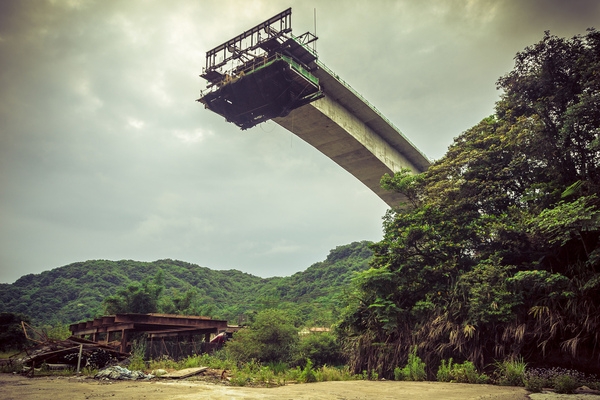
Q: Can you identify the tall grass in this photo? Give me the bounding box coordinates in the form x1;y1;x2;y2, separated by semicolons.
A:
494;357;526;386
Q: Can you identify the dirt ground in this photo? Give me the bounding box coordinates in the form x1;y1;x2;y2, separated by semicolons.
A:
4;373;600;400
0;373;533;400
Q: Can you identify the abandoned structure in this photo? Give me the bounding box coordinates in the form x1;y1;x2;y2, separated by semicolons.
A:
196;8;430;207
69;313;231;359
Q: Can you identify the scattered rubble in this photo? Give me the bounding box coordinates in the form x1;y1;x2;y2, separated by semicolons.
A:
10;336;129;375
94;365;153;380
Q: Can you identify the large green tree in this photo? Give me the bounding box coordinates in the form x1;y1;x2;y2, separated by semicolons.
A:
103;270;165;314
226;309;299;364
338;29;600;378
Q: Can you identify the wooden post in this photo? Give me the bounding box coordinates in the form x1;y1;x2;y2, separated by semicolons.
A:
120;329;127;353
76;344;83;374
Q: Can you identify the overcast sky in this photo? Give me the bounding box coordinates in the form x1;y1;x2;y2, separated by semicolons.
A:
1;0;598;284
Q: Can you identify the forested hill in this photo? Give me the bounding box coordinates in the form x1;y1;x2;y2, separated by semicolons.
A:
0;241;373;326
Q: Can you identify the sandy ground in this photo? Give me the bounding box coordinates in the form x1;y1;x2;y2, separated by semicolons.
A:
0;373;532;400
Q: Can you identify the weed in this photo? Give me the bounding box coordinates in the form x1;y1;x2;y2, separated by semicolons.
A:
314;365;347;382
436;358;453;382
229;369;250;386
148;355;178;371
266;361;288;375
436;359;488;384
395;346;426;381
0;360;23;373
256;366;276;387
452;361;489;384
554;374;579;394
495;357;526;386
523;367;597;392
299;359;317;383
128;338;147;371
524;375;545;392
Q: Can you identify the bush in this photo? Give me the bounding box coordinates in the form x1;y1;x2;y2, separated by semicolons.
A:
128;338;147;371
524;375;545;392
148;355;178;370
495;357;526;386
554;374;579;394
296;332;343;367
394;346;426;381
436;358;488;384
314;365;354;382
299;359;317;383
453;361;489;384
436;358;453;382
226;309;298;364
523;367;596;392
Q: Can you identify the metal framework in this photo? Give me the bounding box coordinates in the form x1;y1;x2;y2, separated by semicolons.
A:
69;313;229;354
204;8;292;74
198;8;323;129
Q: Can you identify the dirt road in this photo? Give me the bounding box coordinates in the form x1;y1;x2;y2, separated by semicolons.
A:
0;373;532;399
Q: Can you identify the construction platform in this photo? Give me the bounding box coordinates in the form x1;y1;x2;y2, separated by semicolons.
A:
197;8;430;207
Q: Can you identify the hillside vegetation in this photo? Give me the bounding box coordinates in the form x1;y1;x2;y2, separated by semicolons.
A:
338;29;600;377
0;241;373;326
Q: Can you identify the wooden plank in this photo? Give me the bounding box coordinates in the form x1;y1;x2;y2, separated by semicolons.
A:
158;367;208;379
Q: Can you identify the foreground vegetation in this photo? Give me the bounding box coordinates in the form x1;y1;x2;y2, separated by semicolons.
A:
4;327;597;394
338;29;600;378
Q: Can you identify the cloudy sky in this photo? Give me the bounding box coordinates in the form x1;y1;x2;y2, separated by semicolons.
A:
1;0;598;284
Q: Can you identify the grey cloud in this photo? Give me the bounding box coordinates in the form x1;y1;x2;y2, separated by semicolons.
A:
0;0;598;283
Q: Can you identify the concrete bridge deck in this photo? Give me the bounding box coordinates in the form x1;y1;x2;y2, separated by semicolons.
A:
198;8;430;207
274;60;430;207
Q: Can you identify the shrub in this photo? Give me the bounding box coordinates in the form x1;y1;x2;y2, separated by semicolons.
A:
394;346;426;381
523;367;591;392
256;366;277;387
554;374;579;394
148;355;178;370
226;309;298;364
452;361;489;384
229;369;250;386
266;361;288;375
314;365;354;382
296;332;344;367
524;375;545;392
298;359;317;383
436;358;453;382
128;338;147;371
495;357;526;386
436;358;488;384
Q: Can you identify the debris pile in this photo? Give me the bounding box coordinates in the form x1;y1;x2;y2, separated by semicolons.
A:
95;366;153;380
12;336;129;374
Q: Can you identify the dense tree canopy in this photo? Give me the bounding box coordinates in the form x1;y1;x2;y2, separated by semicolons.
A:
0;242;373;327
338;29;600;378
0;312;31;351
226;309;300;364
103;270;165;314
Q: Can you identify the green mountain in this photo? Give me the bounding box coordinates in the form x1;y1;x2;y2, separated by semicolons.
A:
0;241;373;326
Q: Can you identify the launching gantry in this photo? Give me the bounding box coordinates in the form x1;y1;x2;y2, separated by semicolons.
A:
197;8;430;207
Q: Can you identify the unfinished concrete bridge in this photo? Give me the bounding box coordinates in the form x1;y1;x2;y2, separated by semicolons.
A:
197;8;430;207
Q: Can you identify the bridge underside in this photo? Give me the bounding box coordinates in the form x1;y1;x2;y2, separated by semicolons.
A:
273;59;430;208
274;97;409;207
198;8;430;208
